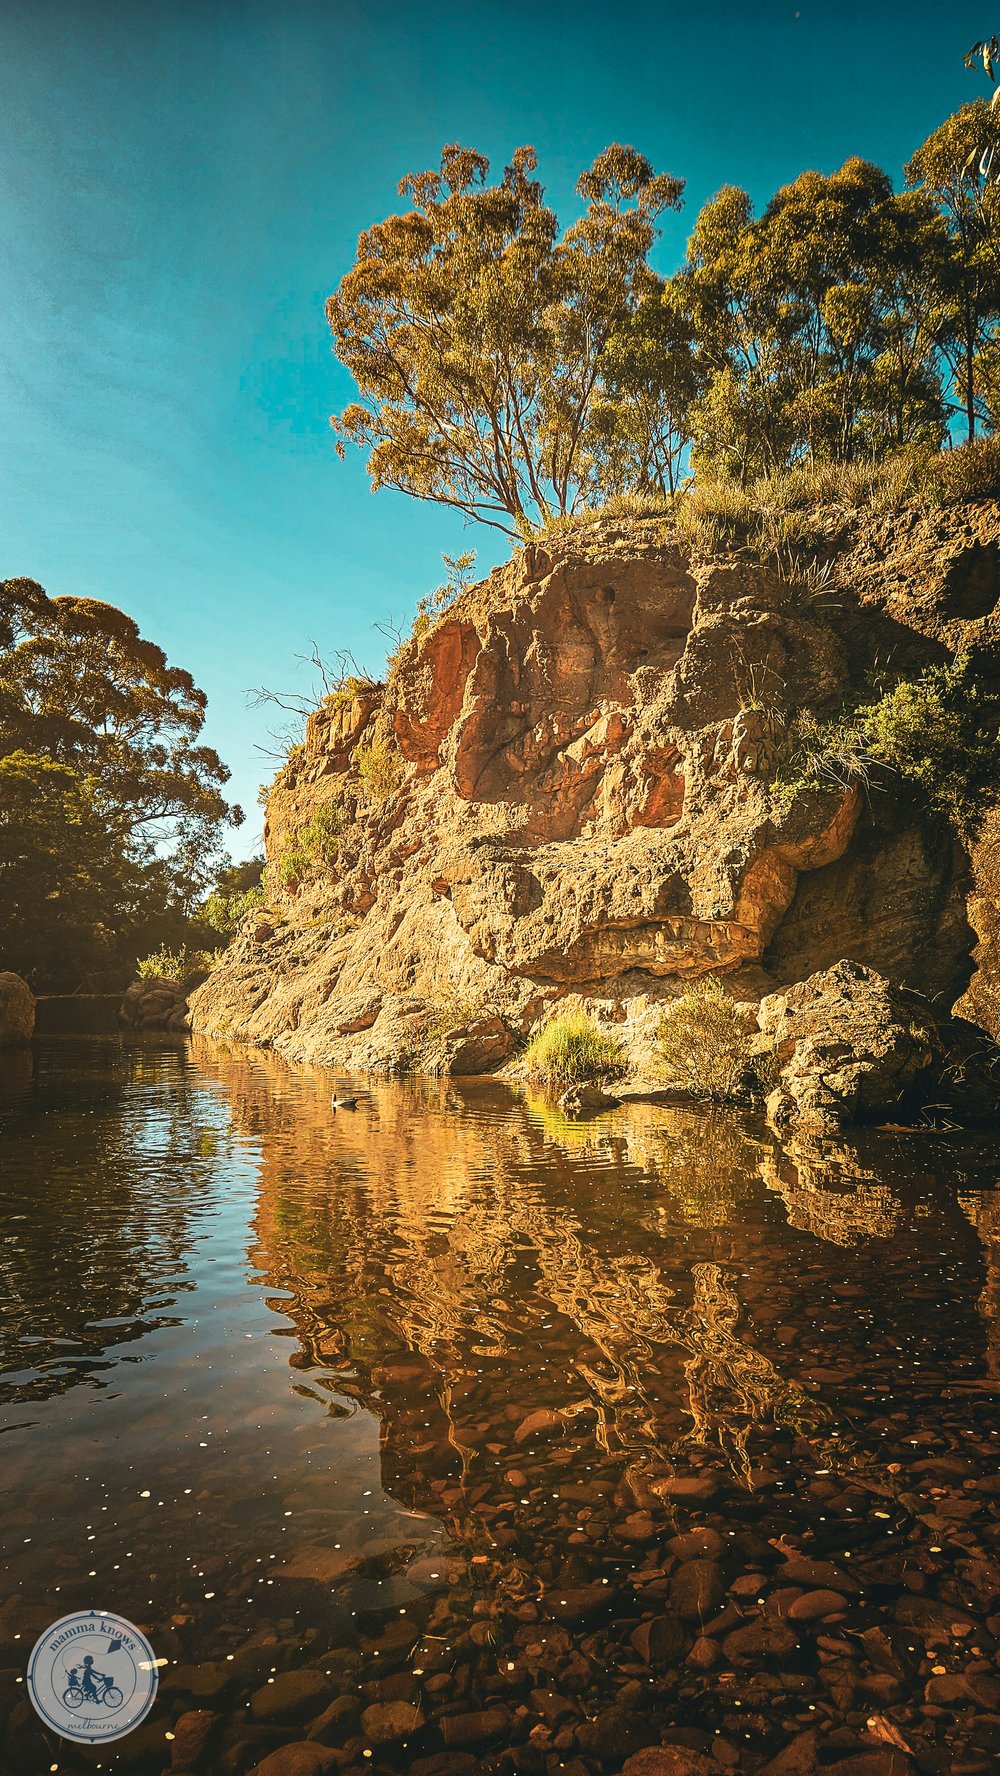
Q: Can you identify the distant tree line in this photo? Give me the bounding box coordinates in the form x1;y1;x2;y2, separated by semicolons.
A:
328;94;1000;535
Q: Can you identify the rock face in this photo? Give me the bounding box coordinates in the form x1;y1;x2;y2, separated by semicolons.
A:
119;975;191;1032
191;503;1000;1096
762;960;1000;1132
0;973;35;1046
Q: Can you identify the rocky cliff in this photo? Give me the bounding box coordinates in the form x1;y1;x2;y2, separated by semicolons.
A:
191;501;1000;1081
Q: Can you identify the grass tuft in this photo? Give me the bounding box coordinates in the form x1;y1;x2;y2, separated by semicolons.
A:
521;1011;626;1085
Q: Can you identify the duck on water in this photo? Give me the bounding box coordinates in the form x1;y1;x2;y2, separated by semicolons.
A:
331;1087;364;1109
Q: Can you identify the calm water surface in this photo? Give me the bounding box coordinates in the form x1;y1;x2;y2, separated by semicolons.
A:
1;1036;999;1775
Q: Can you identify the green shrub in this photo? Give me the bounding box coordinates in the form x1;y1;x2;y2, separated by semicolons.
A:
327;674;379;711
276;801;348;887
202;879;266;936
521;1011;626;1085
136;944;220;982
356;738;402;799
773;654;999;841
657;977;766;1102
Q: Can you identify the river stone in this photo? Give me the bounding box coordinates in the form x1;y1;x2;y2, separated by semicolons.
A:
559;1081;621;1115
250;1669;333;1724
630;1613;690;1664
170;1709;219;1767
308;1694;362;1743
361;1701;424;1744
547;1583;613;1624
247;1746;340;1776
577;1707;658;1761
817;1754;915;1776
666;1528;724;1558
424;1016;514;1076
652;1474;719;1502
787;1587;850;1621
0;974;34;1047
120;974;190;1031
622;1748;717;1775
777;1555;860;1595
440;1706;513;1748
759;1729;821;1774
669;1559;725;1622
410;1758;481;1776
722;1618;799;1661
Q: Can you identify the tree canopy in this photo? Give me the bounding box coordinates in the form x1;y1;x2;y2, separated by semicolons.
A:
328;143;683;535
0;580;242;988
329;97;1000;516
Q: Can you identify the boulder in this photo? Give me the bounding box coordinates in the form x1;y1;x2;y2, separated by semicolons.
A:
424;1015;514;1075
119;975;190;1032
0;974;34;1047
761;959;1000;1131
559;1080;621;1116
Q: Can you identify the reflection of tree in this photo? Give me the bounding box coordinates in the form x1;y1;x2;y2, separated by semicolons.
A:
0;1042;229;1403
672;1263;827;1483
761;1139;902;1245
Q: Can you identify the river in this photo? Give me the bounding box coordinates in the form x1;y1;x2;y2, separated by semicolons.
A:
1;1035;999;1775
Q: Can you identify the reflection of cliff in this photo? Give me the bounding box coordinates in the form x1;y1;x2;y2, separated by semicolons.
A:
761;1139;903;1245
190;1039;870;1508
959;1189;1000;1376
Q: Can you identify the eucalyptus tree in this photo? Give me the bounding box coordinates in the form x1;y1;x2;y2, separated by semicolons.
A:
327;143;683;535
0;580;241;984
906;101;1000;438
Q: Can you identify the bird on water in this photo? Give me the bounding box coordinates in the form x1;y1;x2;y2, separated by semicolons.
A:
331;1087;361;1109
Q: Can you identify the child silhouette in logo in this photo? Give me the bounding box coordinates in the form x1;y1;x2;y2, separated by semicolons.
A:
80;1655;108;1701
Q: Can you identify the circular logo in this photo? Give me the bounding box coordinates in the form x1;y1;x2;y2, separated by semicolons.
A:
26;1610;159;1743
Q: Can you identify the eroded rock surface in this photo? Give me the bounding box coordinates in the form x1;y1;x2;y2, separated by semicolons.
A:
762;960;1000;1132
120;975;191;1032
191;507;1000;1089
0;972;34;1047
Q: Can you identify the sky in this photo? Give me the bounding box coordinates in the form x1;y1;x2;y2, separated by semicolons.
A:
1;0;994;857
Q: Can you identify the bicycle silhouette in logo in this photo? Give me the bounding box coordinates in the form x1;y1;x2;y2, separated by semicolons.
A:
62;1653;124;1712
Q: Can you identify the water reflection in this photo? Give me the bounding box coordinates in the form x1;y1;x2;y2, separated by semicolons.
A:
1;1036;999;1776
0;1042;231;1403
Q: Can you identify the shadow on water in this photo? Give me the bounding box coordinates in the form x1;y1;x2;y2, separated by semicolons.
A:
0;1034;999;1773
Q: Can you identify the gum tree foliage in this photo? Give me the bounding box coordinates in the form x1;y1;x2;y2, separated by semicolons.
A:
679;160;954;480
0;579;241;986
328;143;684;535
906;101;1000;439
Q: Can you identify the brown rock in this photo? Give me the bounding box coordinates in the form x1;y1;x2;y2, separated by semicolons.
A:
669;1560;725;1623
250;1669;333;1724
0;973;34;1047
787;1587;851;1621
171;1709;218;1767
120;975;189;1031
777;1556;860;1596
440;1706;513;1748
189;508;1000;1081
361;1700;424;1743
622;1748;717;1775
652;1474;719;1503
630;1613;691;1664
722;1618;799;1661
559;1080;621;1115
247;1745;341;1776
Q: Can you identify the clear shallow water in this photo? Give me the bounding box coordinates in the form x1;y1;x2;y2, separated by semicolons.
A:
1;1036;999;1775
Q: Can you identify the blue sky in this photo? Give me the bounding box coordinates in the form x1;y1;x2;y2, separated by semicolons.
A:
1;0;992;856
